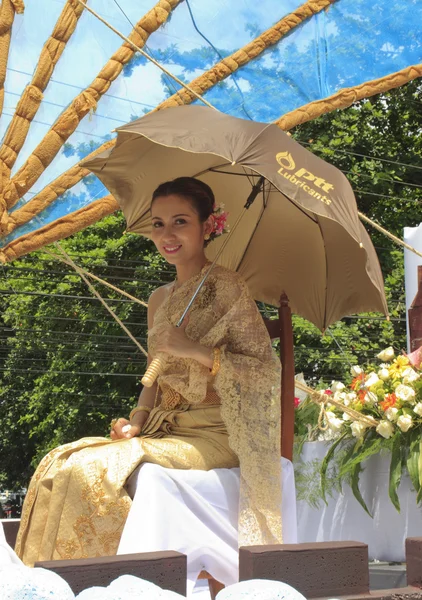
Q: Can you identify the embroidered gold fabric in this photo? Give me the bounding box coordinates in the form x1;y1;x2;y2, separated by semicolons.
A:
148;264;282;546
16;405;238;566
160;383;221;409
16;264;281;565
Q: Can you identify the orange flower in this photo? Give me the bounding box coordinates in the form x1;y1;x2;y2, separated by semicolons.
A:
380;393;397;412
358;389;367;403
351;373;365;391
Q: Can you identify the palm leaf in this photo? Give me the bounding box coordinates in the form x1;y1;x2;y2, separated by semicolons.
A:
320;431;348;504
389;433;402;512
351;462;372;517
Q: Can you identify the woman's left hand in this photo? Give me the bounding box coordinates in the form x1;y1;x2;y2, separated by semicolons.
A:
154;316;197;359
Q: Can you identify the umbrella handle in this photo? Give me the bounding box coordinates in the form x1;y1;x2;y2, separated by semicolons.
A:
141;353;166;387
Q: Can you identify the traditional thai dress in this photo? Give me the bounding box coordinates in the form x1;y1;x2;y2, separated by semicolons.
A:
16;265;282;566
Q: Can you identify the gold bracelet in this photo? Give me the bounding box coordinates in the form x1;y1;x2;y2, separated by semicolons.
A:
129;405;152;421
210;347;221;377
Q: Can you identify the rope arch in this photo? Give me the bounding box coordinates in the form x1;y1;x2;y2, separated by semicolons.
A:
0;0;421;261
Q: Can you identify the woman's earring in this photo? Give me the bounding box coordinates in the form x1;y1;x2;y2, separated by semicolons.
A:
204;233;210;241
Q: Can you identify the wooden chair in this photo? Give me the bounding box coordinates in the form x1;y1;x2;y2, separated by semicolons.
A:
409;265;422;353
200;292;296;597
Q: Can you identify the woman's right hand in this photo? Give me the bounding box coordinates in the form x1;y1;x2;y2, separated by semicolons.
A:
110;414;147;440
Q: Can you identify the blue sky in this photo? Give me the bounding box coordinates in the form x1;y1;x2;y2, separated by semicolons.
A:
1;0;421;245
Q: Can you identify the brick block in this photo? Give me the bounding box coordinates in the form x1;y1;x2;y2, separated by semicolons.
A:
406;538;422;588
1;518;20;550
239;542;369;599
36;551;186;596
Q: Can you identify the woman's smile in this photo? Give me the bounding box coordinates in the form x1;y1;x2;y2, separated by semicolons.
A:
162;244;182;255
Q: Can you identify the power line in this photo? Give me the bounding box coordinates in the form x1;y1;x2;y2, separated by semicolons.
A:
4;90;129;125
0;368;142;377
299;140;422;172
2;110;108;141
5;67;156;110
1;312;147;326
0;327;146;341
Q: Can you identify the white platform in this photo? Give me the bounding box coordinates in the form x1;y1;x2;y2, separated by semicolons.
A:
119;459;297;598
296;441;422;562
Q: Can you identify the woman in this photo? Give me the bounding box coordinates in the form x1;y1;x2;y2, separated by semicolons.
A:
16;177;282;567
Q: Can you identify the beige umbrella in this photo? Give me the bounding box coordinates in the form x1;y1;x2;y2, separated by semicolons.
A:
83;105;388;331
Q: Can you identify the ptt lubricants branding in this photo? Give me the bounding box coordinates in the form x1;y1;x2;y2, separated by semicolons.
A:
276;152;333;205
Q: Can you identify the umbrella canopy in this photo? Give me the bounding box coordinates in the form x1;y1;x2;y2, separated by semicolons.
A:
83;105;387;330
0;0;421;262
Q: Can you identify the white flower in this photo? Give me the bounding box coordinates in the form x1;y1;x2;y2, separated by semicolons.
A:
385;407;399;421
351;421;367;438
364;391;378;404
395;384;416;404
378;368;390;381
365;372;380;388
342;412;351;421
334;391;347;402
397;414;413;432
346;392;357;402
402;367;420;384
377;347;395;362
326;412;344;433
351;365;363;377
331;381;345;393
413;403;422;417
376;420;394;439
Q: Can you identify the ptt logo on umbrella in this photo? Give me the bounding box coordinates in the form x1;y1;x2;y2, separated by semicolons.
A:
276;152;334;205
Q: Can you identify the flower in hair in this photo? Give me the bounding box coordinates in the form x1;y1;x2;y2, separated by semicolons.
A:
209;203;229;240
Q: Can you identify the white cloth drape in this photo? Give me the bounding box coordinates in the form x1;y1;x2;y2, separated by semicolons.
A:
119;460;297;597
296;441;422;561
404;223;422;351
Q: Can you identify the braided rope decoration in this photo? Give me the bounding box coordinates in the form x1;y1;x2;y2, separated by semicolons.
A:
276;63;422;131
0;0;421;261
3;0;335;237
0;0;24;118
0;195;119;263
0;0;25;232
0;0;182;233
0;0;86;192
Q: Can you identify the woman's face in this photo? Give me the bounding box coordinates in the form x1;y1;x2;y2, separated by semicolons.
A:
150;194;211;265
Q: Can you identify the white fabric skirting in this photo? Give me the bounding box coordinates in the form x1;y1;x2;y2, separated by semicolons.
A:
296;441;422;562
118;459;297;597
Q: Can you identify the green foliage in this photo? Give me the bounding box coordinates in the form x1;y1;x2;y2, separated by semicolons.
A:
289;79;421;386
1;81;421;490
0;213;173;488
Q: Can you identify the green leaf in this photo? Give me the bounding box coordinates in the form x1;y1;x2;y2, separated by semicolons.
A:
406;430;421;497
389;433;402;512
351;462;372;517
320;432;348;504
338;433;383;478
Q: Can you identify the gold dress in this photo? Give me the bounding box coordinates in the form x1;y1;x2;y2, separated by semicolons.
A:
16;265;282;566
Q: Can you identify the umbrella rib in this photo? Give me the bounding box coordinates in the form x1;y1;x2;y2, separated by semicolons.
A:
234;191;268;276
315;214;329;331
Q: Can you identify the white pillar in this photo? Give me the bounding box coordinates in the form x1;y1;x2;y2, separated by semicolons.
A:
404;224;422;352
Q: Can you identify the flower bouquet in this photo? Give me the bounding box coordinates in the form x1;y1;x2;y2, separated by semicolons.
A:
296;347;422;515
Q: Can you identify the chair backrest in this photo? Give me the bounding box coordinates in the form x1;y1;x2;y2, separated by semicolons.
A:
263;293;295;461
409;265;422;352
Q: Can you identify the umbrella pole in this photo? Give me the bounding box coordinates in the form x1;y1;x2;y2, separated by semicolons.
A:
142;177;265;387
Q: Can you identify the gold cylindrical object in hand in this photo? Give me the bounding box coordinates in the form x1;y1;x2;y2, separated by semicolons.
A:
141;353;165;387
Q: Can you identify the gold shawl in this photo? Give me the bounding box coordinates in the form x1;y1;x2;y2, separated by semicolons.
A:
149;264;282;545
